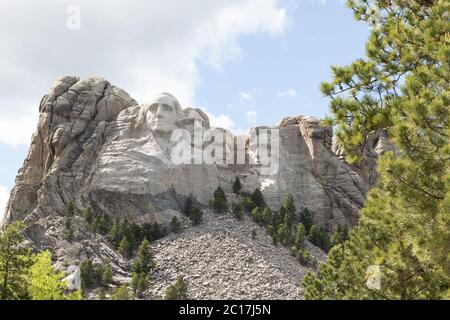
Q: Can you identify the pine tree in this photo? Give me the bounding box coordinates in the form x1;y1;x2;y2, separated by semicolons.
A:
0;221;32;300
170;216;182;233
131;272;148;297
132;239;156;276
294;223;306;250
80;259;104;290
251;207;261;224
251;188;265;209
212;187;228;213
304;0;450;299
189;207;203;225
184;194;194;216
102;264;113;286
111;285;131;300
64;202;75;242
164;276;188;300
108;218;123;248
261;207;272;226
299;208;313;234
283;193;296;225
308;225;330;252
232;177;242;194
118;236;131;259
330;226;349;248
277;223;290;246
296;248;310;266
243;196;255;213
27;251;82;300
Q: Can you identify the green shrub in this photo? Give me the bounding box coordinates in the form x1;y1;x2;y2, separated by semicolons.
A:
232;177;242;194
299;208;313;233
164;277;188;300
111;285;131;300
308;225;330;252
189;207;203;225
170;216;182;233
294;223;306;249
297;249;310;266
251;188;265;209
212;187;228;213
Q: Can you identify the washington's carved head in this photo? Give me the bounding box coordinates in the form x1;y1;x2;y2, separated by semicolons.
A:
144;92;184;134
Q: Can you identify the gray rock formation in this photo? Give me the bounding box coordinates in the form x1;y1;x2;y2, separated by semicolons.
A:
0;76;383;298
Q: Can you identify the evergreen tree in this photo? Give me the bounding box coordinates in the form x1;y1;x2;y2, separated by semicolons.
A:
102;264;113;286
118;236;131;259
330;226;349;248
132;239;156;276
80;259;104;290
299;208;313;234
232;177;242;194
0;221;32;300
304;0;449;299
261;207;272;226
251;188;265;209
170;216;182;233
296;248;310;266
131;272;148;297
27;251;82;300
283;193;296;225
184;195;194;216
277;223;290;246
111;285;131;300
308;225;330;252
108;218;123;248
64;202;75;242
189;207;203;225
294;223;306;250
164;276;188;300
243;196;255;213
251;207;261;224
212;187;228;213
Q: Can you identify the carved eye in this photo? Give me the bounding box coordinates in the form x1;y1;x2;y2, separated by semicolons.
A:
161;104;173;113
149;103;159;113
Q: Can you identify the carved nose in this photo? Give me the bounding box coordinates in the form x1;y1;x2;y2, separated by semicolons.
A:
156;106;164;117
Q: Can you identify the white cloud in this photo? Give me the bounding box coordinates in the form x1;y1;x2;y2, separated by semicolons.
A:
206;112;236;131
277;88;298;97
246;110;258;124
0;0;287;146
239;91;253;103
0;185;9;223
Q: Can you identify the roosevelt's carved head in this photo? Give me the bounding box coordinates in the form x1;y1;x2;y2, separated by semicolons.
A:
143;92;184;134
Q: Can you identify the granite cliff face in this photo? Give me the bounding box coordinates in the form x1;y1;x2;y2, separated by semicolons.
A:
1;76;386;298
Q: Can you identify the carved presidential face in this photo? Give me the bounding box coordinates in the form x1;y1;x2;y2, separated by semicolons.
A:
186;109;205;126
146;93;183;134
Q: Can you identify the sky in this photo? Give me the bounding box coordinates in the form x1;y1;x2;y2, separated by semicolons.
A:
0;0;369;216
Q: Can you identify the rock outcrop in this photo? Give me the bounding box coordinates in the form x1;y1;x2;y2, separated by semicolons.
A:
1;76;382;298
